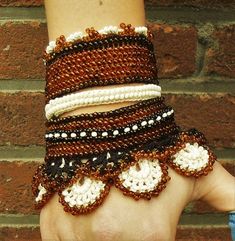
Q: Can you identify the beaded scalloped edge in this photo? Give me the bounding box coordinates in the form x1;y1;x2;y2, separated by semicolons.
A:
44;23;153;61
32;129;216;215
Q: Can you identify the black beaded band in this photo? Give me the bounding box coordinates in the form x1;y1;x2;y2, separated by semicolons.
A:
45;107;174;142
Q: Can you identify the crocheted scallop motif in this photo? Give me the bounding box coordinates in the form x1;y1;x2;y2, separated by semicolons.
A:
32;129;216;215
168;141;216;178
58;176;110;215
120;159;163;191
116;159;169;200
172;143;209;172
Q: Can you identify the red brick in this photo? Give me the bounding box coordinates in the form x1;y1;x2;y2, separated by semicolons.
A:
205;25;235;78
0;0;42;7
0;92;234;148
146;0;235;9
0;226;231;241
147;23;197;78
165;93;235;148
0;92;45;146
220;160;235;176
176;226;231;241
0;21;47;79
0;227;40;241
0;161;40;214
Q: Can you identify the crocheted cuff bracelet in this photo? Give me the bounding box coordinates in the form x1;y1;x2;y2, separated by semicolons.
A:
32;23;216;215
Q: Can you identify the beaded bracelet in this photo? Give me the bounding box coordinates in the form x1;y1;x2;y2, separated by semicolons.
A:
44;23;158;103
32;23;217;216
45;109;174;141
32;127;216;214
45;84;161;120
44;24;152;61
46;97;165;129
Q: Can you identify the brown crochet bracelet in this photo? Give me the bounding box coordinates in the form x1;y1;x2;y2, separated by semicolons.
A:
44;23;158;103
31;23;217;216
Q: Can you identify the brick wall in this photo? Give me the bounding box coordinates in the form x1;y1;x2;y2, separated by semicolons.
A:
0;1;234;240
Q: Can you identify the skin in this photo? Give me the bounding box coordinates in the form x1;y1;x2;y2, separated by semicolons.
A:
41;1;235;240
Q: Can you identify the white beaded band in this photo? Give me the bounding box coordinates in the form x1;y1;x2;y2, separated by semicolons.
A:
45;84;161;120
46;25;148;54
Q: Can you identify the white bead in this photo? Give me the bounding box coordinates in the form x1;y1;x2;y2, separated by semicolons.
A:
135;26;148;35
91;131;97;137
102;132;108;137
148;119;154;125
132;125;138;130
54;133;60;138
141;121;147;126
48;133;53;138
73;32;83;39
71;133;77;138
156;116;161;121
106;152;111;159
162;113;167;118
80;131;86;137
61;133;68;138
113;130;119;135
124;127;131;132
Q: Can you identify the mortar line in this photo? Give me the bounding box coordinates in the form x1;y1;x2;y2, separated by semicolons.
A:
0;79;235;94
1;6;235;23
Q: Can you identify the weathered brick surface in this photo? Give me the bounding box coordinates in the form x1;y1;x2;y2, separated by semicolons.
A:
0;226;231;241
0;0;42;7
0;161;39;214
0;92;234;148
176;226;231;241
205;25;235;78
146;0;235;9
0;160;233;215
148;23;197;78
0;21;47;79
165;93;235;148
0;227;41;241
0;92;45;146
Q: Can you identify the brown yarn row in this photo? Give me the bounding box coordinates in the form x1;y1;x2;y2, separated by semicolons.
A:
43;23;154;63
46;98;166;131
45;43;158;103
47;97;164;124
32;129;216;214
45;121;179;160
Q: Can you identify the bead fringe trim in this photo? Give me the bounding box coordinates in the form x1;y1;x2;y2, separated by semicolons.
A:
43;23;153;63
32;129;216;215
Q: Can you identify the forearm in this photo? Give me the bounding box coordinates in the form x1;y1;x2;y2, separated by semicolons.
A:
45;0;145;41
44;0;146;116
